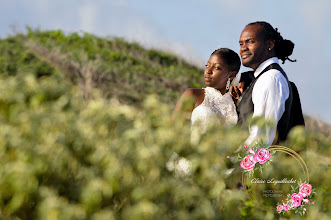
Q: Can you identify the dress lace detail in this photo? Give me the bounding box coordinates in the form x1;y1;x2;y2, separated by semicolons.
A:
191;87;238;135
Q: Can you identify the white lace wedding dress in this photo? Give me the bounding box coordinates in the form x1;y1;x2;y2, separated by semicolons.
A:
191;87;238;136
167;87;238;176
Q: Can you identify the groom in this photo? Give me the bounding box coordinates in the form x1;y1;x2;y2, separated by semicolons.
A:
234;21;304;146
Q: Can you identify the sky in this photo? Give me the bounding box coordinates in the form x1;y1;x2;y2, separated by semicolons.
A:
1;0;330;124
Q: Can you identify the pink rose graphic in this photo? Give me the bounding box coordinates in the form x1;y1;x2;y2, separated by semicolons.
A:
240;155;256;171
253;148;271;164
303;198;309;204
299;183;312;197
290;193;303;207
276;205;284;212
248;148;255;154
283;203;291;211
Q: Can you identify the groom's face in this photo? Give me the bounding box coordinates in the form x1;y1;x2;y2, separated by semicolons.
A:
239;25;269;70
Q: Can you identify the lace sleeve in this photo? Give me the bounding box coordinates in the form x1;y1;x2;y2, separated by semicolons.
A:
225;96;238;125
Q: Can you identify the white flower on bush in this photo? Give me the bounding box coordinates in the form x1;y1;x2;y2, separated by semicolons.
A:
166;152;192;177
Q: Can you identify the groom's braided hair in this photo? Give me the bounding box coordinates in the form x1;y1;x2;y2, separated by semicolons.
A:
248;21;297;64
211;48;241;73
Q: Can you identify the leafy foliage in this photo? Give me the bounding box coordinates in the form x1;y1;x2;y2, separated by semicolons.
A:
0;29;330;219
1;28;204;105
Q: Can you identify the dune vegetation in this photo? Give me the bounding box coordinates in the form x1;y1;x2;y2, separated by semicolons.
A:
0;29;330;219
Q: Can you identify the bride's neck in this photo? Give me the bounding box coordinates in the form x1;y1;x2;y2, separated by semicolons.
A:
212;87;227;95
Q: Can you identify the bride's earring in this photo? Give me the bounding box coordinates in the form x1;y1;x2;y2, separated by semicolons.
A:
226;78;231;90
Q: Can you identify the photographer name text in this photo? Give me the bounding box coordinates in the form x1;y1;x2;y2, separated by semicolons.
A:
251;178;297;185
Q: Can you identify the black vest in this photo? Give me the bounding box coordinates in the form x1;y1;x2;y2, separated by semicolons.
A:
236;63;293;143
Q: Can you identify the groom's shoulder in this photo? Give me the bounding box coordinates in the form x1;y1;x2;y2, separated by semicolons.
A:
259;68;288;83
254;69;289;93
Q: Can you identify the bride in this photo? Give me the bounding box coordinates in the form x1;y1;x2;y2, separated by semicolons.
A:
174;47;241;134
169;47;241;176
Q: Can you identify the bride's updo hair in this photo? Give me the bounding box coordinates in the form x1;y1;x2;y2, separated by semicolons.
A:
248;21;296;64
211;47;241;73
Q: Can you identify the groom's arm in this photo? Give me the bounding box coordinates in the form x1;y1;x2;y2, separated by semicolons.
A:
245;70;289;146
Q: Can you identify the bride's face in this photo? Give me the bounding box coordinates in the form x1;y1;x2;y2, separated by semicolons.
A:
204;54;230;90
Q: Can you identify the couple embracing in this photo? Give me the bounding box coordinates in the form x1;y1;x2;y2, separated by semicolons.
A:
175;21;304;146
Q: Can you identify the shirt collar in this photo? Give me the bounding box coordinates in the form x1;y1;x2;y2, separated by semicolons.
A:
254;57;279;78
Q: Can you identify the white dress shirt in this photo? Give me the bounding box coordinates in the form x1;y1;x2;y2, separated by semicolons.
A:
245;57;290;146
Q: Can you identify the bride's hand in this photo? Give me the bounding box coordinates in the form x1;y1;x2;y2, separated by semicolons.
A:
230;85;242;100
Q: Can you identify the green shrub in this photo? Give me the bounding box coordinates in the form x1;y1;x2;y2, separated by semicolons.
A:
0;29;330;220
0;72;330;219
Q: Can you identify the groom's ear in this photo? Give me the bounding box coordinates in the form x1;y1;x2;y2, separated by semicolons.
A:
268;40;275;51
